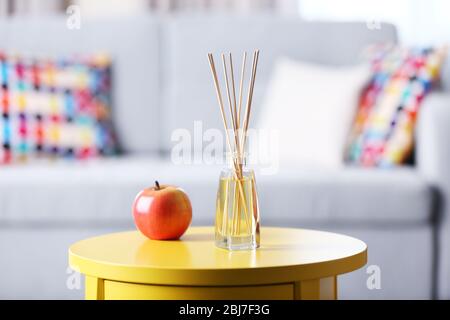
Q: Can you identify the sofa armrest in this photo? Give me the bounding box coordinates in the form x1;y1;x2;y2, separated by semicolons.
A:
417;92;450;191
416;92;450;299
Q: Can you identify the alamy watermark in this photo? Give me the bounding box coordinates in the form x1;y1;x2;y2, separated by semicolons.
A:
366;19;381;31
366;264;382;290
170;121;280;175
66;265;81;290
66;5;81;30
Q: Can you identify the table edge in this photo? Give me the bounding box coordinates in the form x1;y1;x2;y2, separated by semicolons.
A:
68;227;368;286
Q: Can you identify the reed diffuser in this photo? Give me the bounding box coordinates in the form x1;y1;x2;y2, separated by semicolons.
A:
207;50;260;250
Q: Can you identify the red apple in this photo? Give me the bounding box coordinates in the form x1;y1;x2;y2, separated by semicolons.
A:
132;181;192;240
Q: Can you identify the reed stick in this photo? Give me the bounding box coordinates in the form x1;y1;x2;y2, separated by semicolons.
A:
237;52;247;131
208;53;249;222
221;54;241;235
229;53;238;132
235;52;248;236
222;178;229;236
223;53;249;236
240;50;259;154
221;54;243;177
233;180;239;235
236;52;255;236
229;52;253;235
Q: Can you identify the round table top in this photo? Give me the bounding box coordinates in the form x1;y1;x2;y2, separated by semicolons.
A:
69;227;367;286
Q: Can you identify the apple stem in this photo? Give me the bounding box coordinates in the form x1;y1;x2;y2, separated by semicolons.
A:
155;180;160;190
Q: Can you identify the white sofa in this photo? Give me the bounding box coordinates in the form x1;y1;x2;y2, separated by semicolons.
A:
0;15;449;299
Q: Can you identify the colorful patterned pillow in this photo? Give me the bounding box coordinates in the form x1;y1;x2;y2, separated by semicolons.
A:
346;45;447;167
0;52;117;164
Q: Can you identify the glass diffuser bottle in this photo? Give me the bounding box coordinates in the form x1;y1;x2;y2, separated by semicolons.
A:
215;152;260;250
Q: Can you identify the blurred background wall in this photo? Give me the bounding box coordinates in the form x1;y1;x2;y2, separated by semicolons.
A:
0;0;298;17
1;0;449;45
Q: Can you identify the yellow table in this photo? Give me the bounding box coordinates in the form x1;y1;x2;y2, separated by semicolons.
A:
68;227;367;300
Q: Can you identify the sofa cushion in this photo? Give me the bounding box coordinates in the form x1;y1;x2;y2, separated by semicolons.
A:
0;16;160;154
0;156;433;225
254;58;370;168
258;166;434;225
347;45;448;167
0;51;117;163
